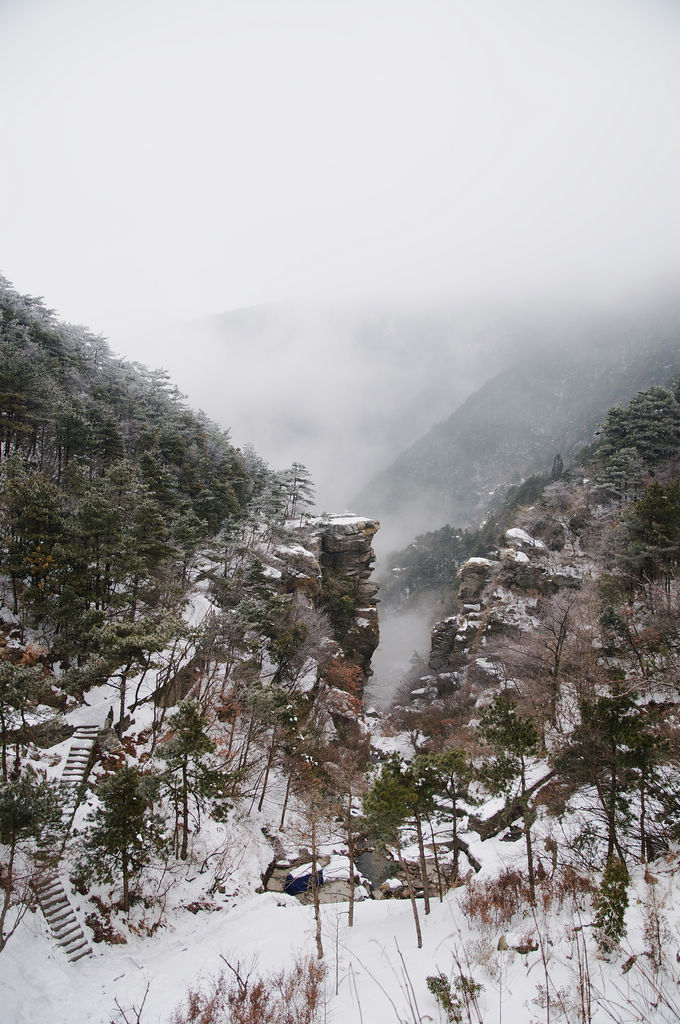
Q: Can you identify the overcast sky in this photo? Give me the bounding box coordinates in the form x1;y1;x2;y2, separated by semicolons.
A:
2;0;680;342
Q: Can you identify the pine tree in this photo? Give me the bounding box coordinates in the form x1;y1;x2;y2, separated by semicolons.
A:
556;686;661;862
77;617;177;736
81;765;167;913
423;749;478;884
623;480;680;595
278;462;315;523
0;769;62;951
363;756;423;947
478;693;540;900
594;856;629;955
0;663;43;780
550;453;564;480
157;700;226;860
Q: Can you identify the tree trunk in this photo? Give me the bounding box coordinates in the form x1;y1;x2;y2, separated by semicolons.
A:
257;727;277;813
226;714;238;757
0;830;16;950
237;715;256;774
414;810;431;915
347;797;356;927
452;797;459;883
607;762;617;861
310;818;324;959
524;806;536;902
428;816;444;901
396;841;422;949
279;773;292;831
180;761;189;860
640;774;647;863
521;765;535;901
117;672;128;738
1;712;7;781
122;852;130;914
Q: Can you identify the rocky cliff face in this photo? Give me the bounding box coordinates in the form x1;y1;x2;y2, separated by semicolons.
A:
319;515;380;678
269;514;380;689
426;517;590;699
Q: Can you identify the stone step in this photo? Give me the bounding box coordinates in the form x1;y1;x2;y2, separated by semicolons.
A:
49;915;75;934
44;908;72;926
38;888;64;903
45;911;72;928
68;946;92;963
66;943;92;961
35;874;92;962
47;907;74;926
41;893;69;911
61;934;90;955
44;898;71;916
35;881;62;898
65;939;91;956
39;883;67;898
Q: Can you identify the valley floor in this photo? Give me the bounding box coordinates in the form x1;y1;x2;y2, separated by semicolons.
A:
5;818;680;1023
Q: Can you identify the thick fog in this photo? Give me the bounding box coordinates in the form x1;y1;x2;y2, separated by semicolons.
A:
110;300;531;514
3;0;680;700
2;0;680;328
3;0;680;509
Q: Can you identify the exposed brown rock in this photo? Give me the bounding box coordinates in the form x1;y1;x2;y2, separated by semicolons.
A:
319;516;380;679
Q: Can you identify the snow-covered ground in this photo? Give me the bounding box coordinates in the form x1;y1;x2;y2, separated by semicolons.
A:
4;513;680;1024
5;831;680;1024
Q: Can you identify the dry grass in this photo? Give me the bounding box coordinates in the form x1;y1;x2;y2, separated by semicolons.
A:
169;955;326;1024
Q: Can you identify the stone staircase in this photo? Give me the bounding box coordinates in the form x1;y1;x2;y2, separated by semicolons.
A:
34;873;93;962
34;724;101;962
60;724;100;830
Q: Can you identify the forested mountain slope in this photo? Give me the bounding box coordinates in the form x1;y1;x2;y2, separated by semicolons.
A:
3;275;680;1024
0;275;255;664
374;378;680;989
0;280;383;1017
357;326;680;551
0;275;379;727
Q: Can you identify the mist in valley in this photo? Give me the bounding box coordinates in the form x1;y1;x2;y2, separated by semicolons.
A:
111;300;531;513
3;0;680;704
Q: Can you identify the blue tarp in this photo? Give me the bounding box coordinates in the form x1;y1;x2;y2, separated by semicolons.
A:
284;868;324;896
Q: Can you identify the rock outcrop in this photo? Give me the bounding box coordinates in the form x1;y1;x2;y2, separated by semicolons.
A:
426;521;591;700
319;516;380;678
269;515;380;703
429;556;496;676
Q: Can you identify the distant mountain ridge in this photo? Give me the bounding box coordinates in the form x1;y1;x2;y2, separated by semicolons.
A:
152;301;534;511
355;326;680;553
